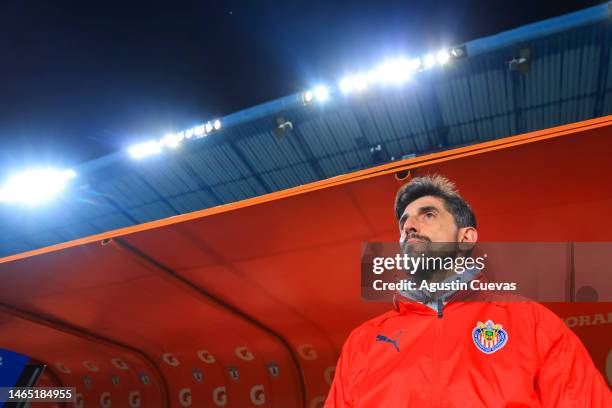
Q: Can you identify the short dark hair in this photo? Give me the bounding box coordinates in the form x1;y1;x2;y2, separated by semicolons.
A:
394;174;476;228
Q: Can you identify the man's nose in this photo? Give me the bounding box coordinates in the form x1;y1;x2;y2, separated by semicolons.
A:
402;216;418;234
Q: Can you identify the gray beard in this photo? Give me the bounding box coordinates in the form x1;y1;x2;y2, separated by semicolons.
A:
400;241;460;284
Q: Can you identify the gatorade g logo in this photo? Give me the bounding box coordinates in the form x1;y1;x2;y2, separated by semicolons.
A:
250;385;265;406
56;363;71;374
75;394;84;408
83;361;99;372
197;350;216;364
140;373;150;385
111;358;128;370
228;366;240;381
324;366;336;385
192;368;203;382
129;391;140;408
179;388;192;407
212;386;227;406
267;362;280;378
235;346;254;361
100;392;111;408
297;344;318;360
162;353;180;367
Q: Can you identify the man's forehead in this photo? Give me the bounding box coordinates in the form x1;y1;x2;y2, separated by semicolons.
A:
401;195;445;216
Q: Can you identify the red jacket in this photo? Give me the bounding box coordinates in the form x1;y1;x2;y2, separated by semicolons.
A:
325;297;611;407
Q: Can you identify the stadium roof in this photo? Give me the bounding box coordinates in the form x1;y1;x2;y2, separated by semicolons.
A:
2;3;612;257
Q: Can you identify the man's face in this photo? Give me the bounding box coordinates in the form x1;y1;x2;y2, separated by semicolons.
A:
398;195;460;245
397;194;478;280
398;195;462;264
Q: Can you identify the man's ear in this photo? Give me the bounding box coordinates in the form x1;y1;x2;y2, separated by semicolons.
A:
457;227;478;253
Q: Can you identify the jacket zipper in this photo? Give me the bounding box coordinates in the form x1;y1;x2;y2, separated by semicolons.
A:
432;299;444;407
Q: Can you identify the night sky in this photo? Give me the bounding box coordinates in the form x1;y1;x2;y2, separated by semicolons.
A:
0;0;600;174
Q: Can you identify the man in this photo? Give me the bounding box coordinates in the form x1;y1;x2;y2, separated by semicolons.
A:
325;174;611;407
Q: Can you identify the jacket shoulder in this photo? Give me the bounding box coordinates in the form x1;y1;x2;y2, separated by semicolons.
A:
342;309;399;347
355;308;399;331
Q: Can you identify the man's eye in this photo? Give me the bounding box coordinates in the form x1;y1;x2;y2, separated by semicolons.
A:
424;212;435;219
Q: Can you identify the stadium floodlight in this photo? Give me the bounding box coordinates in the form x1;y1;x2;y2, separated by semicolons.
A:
340;75;368;93
163;133;182;148
353;75;368;91
423;53;436;69
409;58;422;71
303;90;314;104
0;168;77;205
376;58;413;84
436;49;450;65
314;85;330;101
450;45;467;59
127;116;224;159
366;69;380;84
339;77;353;94
194;125;205;136
129;140;163;159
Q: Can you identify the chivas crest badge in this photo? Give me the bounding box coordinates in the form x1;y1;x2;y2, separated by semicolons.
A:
472;320;508;354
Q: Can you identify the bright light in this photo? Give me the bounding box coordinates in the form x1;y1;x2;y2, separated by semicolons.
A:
340;75;367;94
366;70;379;84
339;77;353;94
129;140;162;159
194;125;205;136
376;58;413;84
127;116;224;159
312;47;458;102
451;46;466;58
353;75;368;91
0;168;77;205
303;90;314;103
409;58;422;71
423;53;436;69
314;85;330;101
163;133;182;148
436;49;450;65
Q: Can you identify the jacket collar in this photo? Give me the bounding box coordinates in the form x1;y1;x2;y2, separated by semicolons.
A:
397;266;482;305
392;269;498;315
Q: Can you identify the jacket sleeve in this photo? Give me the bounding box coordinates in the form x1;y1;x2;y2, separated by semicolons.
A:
325;326;369;408
533;303;611;407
